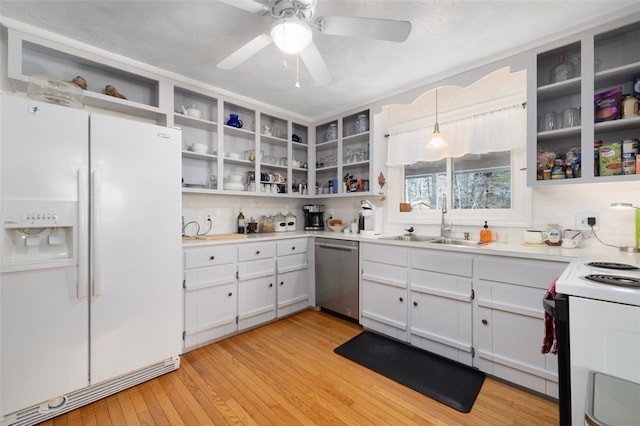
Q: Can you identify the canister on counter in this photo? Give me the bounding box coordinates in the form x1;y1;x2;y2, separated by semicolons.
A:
599;142;622;176
622;138;638;175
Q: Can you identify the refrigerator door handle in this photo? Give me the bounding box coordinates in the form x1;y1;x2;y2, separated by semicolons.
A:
91;170;102;297
77;169;89;299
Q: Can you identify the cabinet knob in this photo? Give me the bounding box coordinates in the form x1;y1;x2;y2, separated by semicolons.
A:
291;246;296;251
399;297;404;302
413;301;418;307
269;283;273;287
227;292;232;297
256;250;260;255
209;255;215;260
280;281;284;286
482;319;488;325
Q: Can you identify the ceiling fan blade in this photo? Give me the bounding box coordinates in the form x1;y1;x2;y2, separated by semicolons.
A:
217;0;269;15
299;42;332;86
217;34;273;69
318;16;412;42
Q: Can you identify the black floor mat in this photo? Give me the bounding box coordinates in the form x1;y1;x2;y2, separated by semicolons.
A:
334;331;485;413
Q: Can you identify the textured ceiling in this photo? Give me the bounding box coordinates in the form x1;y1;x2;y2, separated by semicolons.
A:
0;1;637;120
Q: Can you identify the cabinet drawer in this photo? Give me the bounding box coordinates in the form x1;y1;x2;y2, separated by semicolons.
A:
477;256;568;289
411;250;472;277
238;242;276;261
361;260;408;288
277;238;308;256
278;253;308;273
184;245;236;269
361;243;408;267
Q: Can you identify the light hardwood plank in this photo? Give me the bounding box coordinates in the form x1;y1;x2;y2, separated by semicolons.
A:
42;310;559;425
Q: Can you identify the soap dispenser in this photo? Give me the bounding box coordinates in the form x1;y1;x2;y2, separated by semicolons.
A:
480;221;493;243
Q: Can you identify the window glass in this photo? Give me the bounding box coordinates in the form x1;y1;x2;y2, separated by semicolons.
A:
452;151;511;209
404;159;446;210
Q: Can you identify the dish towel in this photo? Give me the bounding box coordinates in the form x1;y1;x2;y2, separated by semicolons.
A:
541;278;558;354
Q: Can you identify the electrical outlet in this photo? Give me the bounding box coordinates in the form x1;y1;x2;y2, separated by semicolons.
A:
575;213;599;231
204;212;213;222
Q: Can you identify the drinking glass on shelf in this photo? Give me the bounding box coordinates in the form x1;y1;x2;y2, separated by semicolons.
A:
542;111;557;131
562;107;580;128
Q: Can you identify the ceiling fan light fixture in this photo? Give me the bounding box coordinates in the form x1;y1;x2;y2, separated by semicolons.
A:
271;18;313;54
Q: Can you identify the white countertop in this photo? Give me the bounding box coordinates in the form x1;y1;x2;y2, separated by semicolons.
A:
182;230;632;264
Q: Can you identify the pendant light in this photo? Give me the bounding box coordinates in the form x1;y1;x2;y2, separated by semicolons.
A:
426;88;447;149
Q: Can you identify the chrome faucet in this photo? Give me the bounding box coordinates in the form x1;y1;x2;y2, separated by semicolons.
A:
440;193;448;238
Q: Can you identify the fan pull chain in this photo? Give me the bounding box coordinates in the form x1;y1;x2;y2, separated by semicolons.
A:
295;53;300;88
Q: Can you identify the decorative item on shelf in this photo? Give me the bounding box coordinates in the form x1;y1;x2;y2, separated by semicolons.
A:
549;54;575;84
226;113;243;128
354;114;369;133
104;85;127;99
400;203;412;212
292;133;302;143
27;75;84;108
180;105;203;119
344;173;354;192
71;75;87;90
263;125;272;136
326;123;337;141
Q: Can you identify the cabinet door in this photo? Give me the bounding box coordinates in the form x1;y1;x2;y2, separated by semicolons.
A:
410;269;473;366
237;258;276;330
277;270;309;318
183;264;237;351
361;260;409;341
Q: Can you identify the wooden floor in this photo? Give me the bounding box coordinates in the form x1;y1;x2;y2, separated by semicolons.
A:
42;310;559;425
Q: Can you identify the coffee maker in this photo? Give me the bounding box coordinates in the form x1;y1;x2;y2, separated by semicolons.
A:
302;204;325;230
359;200;382;236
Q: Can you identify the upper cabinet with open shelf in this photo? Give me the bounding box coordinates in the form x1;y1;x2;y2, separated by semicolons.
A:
7;29;166;122
527;16;640;186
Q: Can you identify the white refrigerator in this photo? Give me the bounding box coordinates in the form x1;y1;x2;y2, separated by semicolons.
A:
0;95;182;424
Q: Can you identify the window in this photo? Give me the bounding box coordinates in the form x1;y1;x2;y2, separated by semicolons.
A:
452;151;511;209
404;159;446;209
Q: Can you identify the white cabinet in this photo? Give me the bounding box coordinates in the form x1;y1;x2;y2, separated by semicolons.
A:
276;238;310;318
7;28;165;122
474;256;568;397
237;242;277;330
360;243;409;341
409;250;474;366
527;16;640;185
314;109;371;196
183;245;238;351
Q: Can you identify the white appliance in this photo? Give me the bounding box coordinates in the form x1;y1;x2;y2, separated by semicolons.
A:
0;95;182;425
359;200;382;236
556;258;640;425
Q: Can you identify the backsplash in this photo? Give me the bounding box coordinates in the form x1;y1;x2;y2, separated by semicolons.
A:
183;180;639;248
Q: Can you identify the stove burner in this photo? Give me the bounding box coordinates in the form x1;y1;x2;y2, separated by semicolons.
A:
584;274;640;288
587;262;640;271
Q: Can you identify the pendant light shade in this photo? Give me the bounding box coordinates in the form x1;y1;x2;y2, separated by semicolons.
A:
426;88;447;149
271;18;313;54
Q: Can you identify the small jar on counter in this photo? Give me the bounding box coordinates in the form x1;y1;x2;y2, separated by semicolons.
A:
260;216;274;233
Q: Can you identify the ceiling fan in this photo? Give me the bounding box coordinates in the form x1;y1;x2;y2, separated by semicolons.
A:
217;0;412;86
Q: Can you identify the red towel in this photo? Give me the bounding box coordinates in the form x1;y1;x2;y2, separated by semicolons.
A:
541;278;558;354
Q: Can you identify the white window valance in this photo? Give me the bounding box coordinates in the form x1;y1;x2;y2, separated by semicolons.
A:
384;67;527;165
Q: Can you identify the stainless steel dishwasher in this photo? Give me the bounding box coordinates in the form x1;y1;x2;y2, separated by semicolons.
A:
315;237;359;321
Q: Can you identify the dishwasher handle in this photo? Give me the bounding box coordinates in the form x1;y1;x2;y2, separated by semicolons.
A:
317;243;358;252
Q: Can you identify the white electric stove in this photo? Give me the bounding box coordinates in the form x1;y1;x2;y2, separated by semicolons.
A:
556;257;640;425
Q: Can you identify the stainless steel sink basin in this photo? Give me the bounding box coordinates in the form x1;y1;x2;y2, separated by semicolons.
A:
381;235;486;247
381;235;436;242
426;238;486;247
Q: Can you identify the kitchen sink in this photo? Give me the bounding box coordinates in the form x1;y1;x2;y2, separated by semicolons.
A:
426;238;486;247
381;235;486;247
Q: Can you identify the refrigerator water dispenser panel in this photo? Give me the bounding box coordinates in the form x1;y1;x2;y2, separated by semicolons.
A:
1;200;76;271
